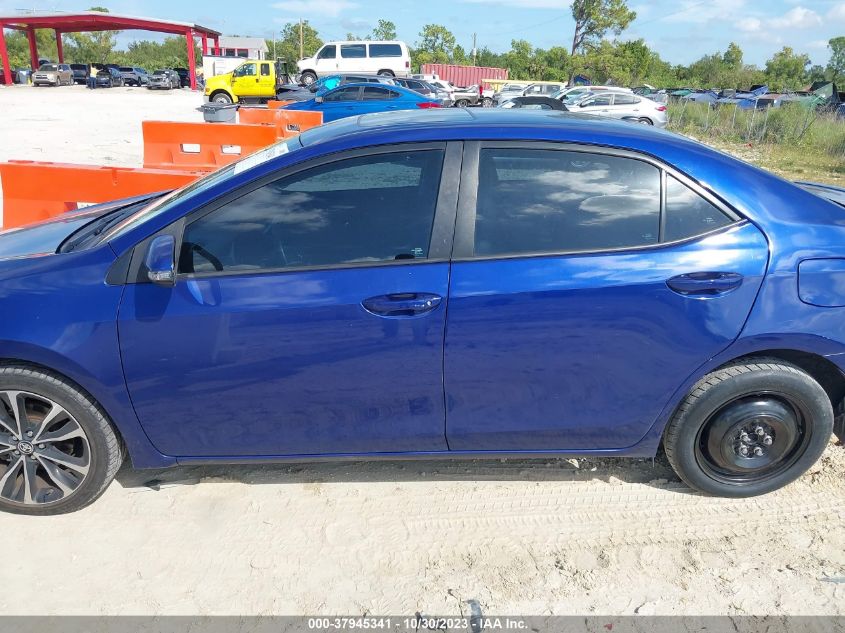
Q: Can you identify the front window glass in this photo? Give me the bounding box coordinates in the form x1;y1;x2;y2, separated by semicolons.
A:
179;150;445;273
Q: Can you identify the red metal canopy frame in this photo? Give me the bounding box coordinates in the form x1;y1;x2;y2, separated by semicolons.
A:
0;11;221;89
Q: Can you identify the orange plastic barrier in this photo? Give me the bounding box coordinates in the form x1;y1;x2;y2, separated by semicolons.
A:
267;100;294;109
0;161;202;229
142;120;279;171
238;108;324;139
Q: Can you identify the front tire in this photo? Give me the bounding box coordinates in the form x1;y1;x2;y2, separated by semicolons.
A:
455;99;469;108
0;365;123;515
482;97;493;108
211;91;233;104
664;359;833;497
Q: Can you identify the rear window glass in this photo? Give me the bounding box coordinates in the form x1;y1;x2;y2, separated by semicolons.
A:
370;44;402;58
119;67;133;72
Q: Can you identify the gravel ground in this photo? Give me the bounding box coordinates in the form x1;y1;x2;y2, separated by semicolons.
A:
0;84;843;617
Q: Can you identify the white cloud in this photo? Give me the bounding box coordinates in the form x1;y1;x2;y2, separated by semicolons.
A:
736;17;762;32
807;39;831;49
271;0;357;17
828;3;845;22
768;6;822;29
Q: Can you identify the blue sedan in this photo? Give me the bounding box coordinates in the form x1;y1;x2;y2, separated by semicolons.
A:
281;82;442;122
0;109;843;514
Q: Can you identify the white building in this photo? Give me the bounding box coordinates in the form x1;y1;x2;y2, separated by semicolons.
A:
212;36;269;60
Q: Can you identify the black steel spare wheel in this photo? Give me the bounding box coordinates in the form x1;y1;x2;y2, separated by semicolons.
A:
696;395;807;483
664;359;833;497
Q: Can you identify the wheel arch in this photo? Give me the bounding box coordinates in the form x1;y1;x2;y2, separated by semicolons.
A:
0;343;174;469
209;88;238;104
633;335;845;455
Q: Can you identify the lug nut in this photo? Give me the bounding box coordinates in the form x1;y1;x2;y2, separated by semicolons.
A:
753;447;764;456
763;436;773;446
37;444;45;450
25;431;33;438
739;446;749;456
740;432;750;442
755;427;765;436
13;451;19;456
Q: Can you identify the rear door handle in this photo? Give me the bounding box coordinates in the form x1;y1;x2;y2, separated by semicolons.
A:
667;272;743;296
362;293;442;318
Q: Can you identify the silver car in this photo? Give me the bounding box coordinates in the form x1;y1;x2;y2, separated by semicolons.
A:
572;91;667;128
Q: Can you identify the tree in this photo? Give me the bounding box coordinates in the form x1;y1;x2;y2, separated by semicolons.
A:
370;20;397;41
569;0;636;55
828;37;845;84
64;6;117;64
723;42;743;69
276;20;322;63
413;24;456;68
117;36;201;69
764;46;811;92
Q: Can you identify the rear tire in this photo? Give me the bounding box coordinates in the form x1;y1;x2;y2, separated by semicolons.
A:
482;97;493;108
377;69;395;78
638;117;653;125
455;99;469;108
0;365;123;515
663;359;833;497
300;71;317;86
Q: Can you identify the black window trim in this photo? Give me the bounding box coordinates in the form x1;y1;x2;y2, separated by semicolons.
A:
162;142;462;282
452;140;743;261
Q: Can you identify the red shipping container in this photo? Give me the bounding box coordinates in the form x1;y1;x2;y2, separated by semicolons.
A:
420;63;508;90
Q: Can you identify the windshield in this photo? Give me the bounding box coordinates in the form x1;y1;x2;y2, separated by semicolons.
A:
153;70;166;76
39;64;58;71
119;67;133;72
103;138;303;241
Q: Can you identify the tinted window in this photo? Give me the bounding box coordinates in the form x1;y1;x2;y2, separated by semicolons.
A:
474;149;660;256
317;45;336;59
233;63;257;77
362;86;398;100
260;63;271;76
370;44;402;58
341;44;367;58
180;150;445;273
664;175;733;242
323;86;359;102
119;67;133;72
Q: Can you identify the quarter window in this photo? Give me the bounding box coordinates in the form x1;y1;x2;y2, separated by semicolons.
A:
664;175;733;242
341;44;367;58
180;150;445;274
474;149;661;256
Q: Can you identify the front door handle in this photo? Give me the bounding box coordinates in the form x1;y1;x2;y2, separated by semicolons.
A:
362;293;442;318
667;272;743;296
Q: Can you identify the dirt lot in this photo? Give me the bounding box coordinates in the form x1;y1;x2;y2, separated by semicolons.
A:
0;84;844;617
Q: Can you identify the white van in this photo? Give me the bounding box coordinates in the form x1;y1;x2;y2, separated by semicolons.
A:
297;41;411;85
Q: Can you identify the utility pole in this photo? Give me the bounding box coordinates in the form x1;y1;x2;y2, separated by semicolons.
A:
472;33;477;66
299;18;304;60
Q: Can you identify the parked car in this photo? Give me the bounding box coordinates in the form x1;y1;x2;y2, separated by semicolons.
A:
148;69;180;90
451;85;482;108
554;85;632;106
297;40;411;86
495;81;569;108
119;67;149;86
1;109;843;514
172;67;190;88
395;77;452;106
95;67;124;88
501;96;568;110
573;90;668;127
69;64;91;85
32;63;73;87
283;82;442;122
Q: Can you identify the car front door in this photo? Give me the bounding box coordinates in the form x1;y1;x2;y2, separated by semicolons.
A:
231;62;259;96
317;85;362;121
119;143;461;457
445;142;769;451
314;44;338;74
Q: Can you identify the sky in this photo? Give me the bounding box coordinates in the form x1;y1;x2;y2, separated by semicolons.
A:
0;0;843;67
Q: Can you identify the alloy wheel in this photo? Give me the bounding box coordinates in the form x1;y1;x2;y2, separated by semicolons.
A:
0;391;90;506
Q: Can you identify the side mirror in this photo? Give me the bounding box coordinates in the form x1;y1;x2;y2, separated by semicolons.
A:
315;96;324;103
144;234;176;286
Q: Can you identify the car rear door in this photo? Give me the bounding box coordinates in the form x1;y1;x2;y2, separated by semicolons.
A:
444;142;769;451
318;85;363;121
119;143;461;458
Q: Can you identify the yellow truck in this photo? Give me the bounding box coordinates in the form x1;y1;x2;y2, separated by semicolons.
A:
204;59;296;105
